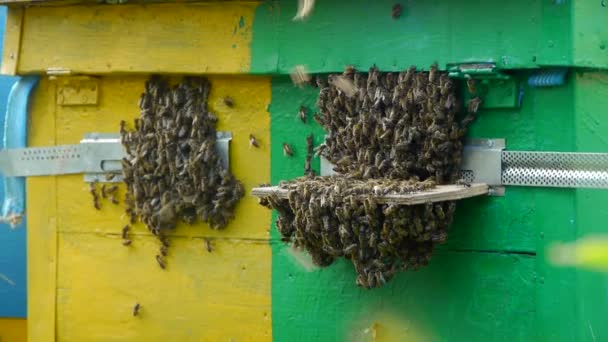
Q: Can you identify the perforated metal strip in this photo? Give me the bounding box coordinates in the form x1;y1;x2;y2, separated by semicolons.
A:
502;151;608;188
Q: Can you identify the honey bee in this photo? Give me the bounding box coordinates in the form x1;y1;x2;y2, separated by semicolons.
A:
223;97;235;108
249;134;260;148
89;182;101;210
290;65;311;87
93;198;101;210
456;179;471;188
156;255;166;269
105;173;116;181
160;245;168;257
133;303;141;317
106;185;118;194
298;105;307;123
111;194;119;205
122;225;130;239
467;97;482;114
204;238;213;252
392;3;402;19
120;120;127;135
283;143;294;157
129;212;137;224
343;65;356;77
122;239;132;246
466;76;476;94
429;63;438;83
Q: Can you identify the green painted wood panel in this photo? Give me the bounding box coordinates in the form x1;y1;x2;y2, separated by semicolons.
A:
268;76;548;341
571;71;608;342
256;3;608;340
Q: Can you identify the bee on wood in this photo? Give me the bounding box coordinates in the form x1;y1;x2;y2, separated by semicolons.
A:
133;303;141;317
129;212;137;224
283;143;294;157
392;3;402;19
467;97;482;114
249;134;260;148
89;182;101;210
456;179;471;188
343;65;356;77
429;63;438;83
111;194;119;205
204;238;213;253
156;255;166;269
160;245;168;257
290;65;311;87
120;120;127;135
304;134;315;176
223;97;235;108
122;240;132;246
298;105;307;123
105;173;116;181
466;76;476;94
122;225;130;239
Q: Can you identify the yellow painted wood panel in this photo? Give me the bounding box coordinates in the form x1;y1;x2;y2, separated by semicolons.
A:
27;75;272;341
56;233;271;341
0;318;27;342
26;78;58;342
18;3;258;74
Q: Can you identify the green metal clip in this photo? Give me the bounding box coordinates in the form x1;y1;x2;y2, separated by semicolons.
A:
447;63;518;108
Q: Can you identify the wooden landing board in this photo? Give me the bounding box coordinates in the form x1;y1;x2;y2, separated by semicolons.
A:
251;183;489;205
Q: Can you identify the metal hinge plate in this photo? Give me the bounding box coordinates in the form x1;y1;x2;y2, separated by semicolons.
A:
321;138;608;196
0;132;232;183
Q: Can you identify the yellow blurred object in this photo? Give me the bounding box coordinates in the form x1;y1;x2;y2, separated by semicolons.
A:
547;235;608;271
0;319;27;342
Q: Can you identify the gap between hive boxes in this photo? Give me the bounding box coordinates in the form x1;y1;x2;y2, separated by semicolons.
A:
251;183;489;205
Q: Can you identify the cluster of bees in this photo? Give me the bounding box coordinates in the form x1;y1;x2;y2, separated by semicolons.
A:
260;66;479;288
89;181;120;210
120;76;244;267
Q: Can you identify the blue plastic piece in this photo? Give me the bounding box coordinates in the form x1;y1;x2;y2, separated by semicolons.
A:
1;76;38;224
0;5;27;318
0;75;26;319
528;68;568;88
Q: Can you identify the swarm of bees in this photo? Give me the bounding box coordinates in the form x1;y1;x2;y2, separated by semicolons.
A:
260;66;479;288
120;76;244;265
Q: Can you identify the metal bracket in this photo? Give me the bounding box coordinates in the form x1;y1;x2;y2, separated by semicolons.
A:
461;139;505;185
447;63;519;109
447;63;509;80
0;132;233;183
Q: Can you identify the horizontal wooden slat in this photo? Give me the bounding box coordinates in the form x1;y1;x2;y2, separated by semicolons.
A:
252;183;489;205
